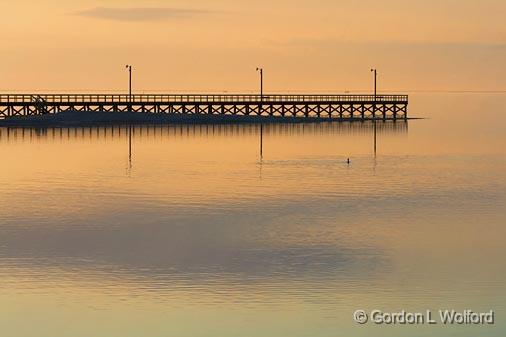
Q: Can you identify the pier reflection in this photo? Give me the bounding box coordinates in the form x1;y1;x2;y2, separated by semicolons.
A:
0;120;407;143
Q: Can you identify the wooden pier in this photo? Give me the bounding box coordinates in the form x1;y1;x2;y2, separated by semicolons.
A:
0;94;408;121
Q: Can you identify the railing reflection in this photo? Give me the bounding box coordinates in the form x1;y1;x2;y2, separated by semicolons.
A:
0;121;407;143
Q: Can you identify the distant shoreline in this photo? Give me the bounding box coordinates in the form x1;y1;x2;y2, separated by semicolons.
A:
0;111;412;127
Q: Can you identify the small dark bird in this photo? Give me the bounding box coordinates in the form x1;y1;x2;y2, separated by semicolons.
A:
347;158;350;164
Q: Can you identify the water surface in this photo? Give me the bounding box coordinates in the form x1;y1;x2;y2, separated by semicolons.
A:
0;93;505;337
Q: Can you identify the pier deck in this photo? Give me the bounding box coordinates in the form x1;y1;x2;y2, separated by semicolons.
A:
0;94;408;121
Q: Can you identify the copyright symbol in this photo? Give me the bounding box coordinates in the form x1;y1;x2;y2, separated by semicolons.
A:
353;310;368;324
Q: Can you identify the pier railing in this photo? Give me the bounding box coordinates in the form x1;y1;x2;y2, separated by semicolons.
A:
0;94;408;104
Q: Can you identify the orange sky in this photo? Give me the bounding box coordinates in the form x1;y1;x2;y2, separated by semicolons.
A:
1;0;506;92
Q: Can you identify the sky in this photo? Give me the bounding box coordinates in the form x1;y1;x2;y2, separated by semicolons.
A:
1;0;506;92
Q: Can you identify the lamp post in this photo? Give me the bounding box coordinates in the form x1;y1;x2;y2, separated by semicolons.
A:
370;69;378;154
125;65;132;102
256;68;264;142
125;65;133;164
256;67;263;101
370;68;377;101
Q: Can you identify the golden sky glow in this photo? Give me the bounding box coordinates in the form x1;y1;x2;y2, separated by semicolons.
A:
1;0;506;92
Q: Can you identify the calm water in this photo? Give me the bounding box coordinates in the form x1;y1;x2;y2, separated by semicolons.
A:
0;94;505;337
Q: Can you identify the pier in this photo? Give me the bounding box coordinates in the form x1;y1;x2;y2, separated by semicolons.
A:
0;94;408;121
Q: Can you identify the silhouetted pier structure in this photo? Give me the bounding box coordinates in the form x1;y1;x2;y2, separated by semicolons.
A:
0;94;408;121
